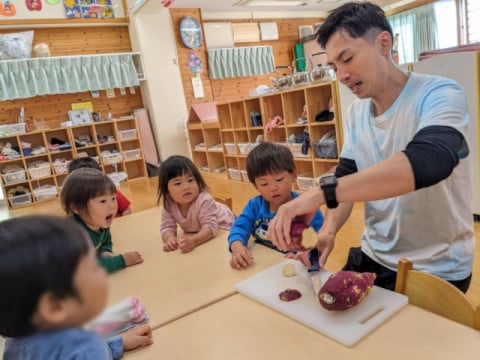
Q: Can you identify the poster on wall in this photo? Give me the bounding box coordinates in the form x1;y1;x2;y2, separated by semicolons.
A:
64;0;115;19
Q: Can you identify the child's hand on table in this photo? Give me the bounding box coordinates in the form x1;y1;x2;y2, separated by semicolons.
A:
163;237;179;252
122;323;153;351
123;251;143;267
230;241;254;269
178;235;195;253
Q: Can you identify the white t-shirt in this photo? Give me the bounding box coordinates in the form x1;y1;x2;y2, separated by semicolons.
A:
342;72;475;280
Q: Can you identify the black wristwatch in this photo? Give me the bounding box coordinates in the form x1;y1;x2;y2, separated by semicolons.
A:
319;174;338;209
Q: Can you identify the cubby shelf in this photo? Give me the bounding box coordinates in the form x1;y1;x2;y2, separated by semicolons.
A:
0;117;147;208
187;81;343;191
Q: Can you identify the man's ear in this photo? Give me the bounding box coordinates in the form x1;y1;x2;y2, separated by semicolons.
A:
377;31;393;56
31;292;68;328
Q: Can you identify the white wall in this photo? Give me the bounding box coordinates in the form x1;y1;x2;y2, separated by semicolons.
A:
129;9;190;161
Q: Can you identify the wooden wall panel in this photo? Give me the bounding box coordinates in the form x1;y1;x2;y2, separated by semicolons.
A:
169;10;323;106
0;26;142;130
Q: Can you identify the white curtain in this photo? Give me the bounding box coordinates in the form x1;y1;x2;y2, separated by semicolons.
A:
0;53;139;101
388;3;439;64
207;45;274;79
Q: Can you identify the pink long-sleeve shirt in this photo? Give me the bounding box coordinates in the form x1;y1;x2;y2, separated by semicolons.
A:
160;191;235;237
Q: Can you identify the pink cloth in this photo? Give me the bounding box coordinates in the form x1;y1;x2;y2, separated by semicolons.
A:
160;191;235;237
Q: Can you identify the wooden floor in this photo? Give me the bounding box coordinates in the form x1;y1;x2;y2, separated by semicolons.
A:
1;173;478;305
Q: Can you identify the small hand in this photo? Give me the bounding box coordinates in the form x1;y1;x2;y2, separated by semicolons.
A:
122;323;153;351
178;235;196;253
163;237;179;252
123;251;143;266
284;250;311;267
230;241;254;269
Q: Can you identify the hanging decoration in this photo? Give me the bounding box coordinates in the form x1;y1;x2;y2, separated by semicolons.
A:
0;0;17;16
161;0;174;7
26;0;42;11
187;52;202;75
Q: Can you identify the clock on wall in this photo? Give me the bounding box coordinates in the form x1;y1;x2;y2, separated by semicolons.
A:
180;16;203;49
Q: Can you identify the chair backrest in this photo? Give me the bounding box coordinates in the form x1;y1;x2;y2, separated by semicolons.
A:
214;196;233;211
395;258;480;330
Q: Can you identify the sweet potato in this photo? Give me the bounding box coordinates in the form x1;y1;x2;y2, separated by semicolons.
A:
318;271;376;311
288;220;317;251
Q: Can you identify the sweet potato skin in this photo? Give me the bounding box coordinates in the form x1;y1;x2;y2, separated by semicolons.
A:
289;221;309;251
318;271;376;311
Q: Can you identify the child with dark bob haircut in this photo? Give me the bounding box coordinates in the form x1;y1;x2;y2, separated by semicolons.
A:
61;168;143;273
0;215;152;359
158;155;235;253
228;142;324;269
68;157;132;217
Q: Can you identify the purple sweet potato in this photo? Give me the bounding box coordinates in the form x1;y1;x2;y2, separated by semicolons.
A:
288;220;316;251
318;271;376;311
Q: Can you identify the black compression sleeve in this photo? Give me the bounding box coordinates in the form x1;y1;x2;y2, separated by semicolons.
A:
403;125;467;190
334;157;358;178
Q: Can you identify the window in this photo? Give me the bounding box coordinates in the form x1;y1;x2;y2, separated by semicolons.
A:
465;0;480;43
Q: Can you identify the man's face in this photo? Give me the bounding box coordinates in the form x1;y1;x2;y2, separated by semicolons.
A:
325;30;387;100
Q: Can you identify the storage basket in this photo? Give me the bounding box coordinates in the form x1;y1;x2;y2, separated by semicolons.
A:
8;192;32;207
228;168;241;181
101;152;123;166
287;143;310;158
123;149;141;160
240;169;249;182
119;129;137;140
238;143;253;155
296;173;318;191
313;129;337;159
224;143;236;155
0;123;26;137
107;171;128;187
28;162;51;179
1;166;26;184
52;158;72;174
33;185;58;201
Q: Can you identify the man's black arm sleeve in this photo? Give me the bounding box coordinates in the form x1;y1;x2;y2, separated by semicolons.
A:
403;125;467;190
334;157;358;178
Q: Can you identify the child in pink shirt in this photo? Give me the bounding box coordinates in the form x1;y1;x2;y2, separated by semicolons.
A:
158;155;235;253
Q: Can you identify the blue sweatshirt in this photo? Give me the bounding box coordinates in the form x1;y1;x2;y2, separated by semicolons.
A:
228;191;324;251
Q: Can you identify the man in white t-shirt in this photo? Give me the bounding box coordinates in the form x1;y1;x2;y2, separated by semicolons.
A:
267;1;475;292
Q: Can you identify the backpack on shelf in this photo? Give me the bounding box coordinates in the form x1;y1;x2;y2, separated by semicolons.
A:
313;129;337;159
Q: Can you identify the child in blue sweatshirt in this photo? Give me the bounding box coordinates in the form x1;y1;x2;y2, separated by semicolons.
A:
228;141;324;269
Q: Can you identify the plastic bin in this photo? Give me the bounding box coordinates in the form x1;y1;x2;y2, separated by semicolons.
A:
123;149;141;160
101;152;123;165
1;168;26;184
119;129;137;140
224;143;236;155
238;143;253;155
287;143;310;158
52;158;72;174
296;173;318;191
0;123;26;137
107;171;128;187
33;185;58;201
8;192;32;207
228;168;241;181
28;163;51;179
240;169;249;182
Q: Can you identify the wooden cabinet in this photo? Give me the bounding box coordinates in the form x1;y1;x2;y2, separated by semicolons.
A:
213;81;343;190
187;121;226;175
0;117;147;208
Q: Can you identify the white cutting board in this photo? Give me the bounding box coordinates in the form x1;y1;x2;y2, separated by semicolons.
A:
235;260;408;347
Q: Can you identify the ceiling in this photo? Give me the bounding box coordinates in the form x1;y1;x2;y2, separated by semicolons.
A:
168;0;416;18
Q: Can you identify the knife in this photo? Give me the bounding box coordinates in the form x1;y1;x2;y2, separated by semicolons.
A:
308;248;321;295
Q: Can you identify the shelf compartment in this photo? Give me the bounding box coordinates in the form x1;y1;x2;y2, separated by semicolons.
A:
123;148;142;161
8;192;32;207
1;167;26;184
118;129;137;141
282;89;306;126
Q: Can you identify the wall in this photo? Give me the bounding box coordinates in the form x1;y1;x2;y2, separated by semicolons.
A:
169;8;324;107
0;26;143;129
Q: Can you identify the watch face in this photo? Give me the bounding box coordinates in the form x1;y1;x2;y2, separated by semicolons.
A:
321;175;336;186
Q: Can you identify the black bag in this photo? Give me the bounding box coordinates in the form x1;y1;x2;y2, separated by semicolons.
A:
313;129;337;159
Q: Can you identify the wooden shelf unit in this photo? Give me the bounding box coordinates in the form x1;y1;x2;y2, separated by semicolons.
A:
0;117;147;208
214;81;343;190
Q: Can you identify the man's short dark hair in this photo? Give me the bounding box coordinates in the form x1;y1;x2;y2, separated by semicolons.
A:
317;1;393;48
246;142;296;183
0;216;91;337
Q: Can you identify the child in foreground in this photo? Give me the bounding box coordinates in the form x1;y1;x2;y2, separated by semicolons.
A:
228;142;324;269
158;155;235;253
68;157;132;217
0;215;152;359
61;168;143;273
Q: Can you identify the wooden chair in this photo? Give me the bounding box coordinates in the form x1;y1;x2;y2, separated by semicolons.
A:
214;196;233;211
395;258;480;330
